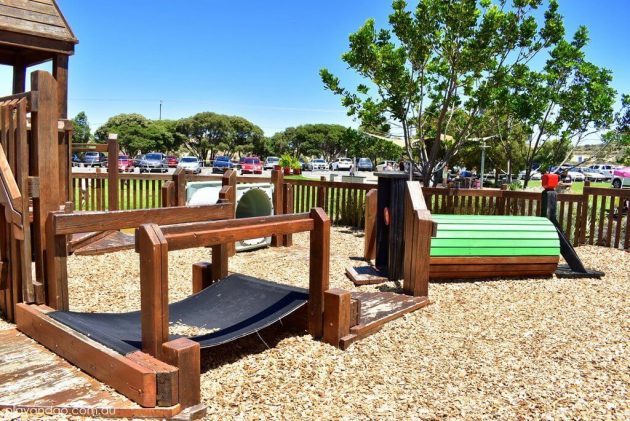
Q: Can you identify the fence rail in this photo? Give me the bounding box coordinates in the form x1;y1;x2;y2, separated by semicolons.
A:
70;171;629;250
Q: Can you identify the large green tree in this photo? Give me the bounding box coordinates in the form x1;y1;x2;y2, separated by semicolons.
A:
321;0;566;185
71;111;92;143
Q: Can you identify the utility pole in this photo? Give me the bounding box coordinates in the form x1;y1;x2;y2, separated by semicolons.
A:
480;139;489;188
159;100;163;120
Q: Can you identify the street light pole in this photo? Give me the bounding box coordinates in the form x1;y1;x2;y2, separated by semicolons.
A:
159;100;163;120
480;139;489;188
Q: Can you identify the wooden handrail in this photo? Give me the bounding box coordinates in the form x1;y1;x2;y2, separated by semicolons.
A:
0;146;24;228
403;181;433;297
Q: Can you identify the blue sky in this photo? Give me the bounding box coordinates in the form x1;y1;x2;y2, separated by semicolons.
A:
1;0;628;137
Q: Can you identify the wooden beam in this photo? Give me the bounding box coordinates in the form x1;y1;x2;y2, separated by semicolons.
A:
163;217;314;251
52;54;68;118
138;224;169;359
270;169;284;247
52;203;233;235
308;208;330;338
363;188;377;260
15;304;157;407
12;59;26;94
221;169;236;256
107;134;119;211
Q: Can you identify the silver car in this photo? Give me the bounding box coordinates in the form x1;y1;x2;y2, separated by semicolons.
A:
177;156;202;174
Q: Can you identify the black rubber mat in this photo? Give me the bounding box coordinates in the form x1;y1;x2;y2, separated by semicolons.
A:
49;274;308;355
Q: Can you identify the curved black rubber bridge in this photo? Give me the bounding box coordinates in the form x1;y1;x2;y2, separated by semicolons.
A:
49;274;308;355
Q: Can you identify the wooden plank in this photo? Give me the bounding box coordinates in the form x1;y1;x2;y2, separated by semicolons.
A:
430;247;559;256
430;256;559;265
363;189;377;260
15;304;157;407
107;136;119;210
126;351;178;407
430;270;556;279
164;218;314;251
323;289;351;347
0;14;71;41
308;208;330;338
53;203;233;235
1;0;57;17
430;263;558;273
137;224;169;359
210;244;228;282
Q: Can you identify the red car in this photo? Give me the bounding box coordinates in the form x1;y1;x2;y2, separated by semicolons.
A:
166;155;179;168
117;155;134;172
240;157;263;174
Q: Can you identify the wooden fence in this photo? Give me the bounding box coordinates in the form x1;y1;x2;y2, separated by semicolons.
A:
70;171;629;250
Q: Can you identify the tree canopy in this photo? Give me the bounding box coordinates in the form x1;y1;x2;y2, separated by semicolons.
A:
94;113;179;156
71;111;92;143
321;0;617;185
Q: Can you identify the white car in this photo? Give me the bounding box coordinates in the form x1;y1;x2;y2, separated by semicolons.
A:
263;156;279;170
611;167;630;189
586;164;615;181
376;160;398;171
518;169;541;180
562;171;585;182
177;156;202;174
311;159;328;171
580;170;607;182
330;158;353;171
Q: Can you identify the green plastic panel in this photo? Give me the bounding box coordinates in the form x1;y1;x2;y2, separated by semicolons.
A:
429;215;560;257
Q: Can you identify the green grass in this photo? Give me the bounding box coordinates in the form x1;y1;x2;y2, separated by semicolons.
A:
525;180;610;194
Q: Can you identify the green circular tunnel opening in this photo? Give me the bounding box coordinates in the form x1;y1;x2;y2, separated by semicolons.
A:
235;188;273;219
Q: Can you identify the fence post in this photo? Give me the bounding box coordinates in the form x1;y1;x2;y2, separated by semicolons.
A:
579;181;590;244
173;167;186;206
107;134;119;211
221;170;237;256
161;181;174;207
497;184;508;215
271;169;284;247
282;182;293;246
317;176;326;208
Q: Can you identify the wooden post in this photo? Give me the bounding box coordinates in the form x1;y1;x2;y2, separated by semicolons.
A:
45;212;69;310
271;169;284;246
282;182;293;246
12;60;26;94
317;176;326;208
53;54;69;119
323;289;351;347
192;262;213;293
497;184;508;215
210;244;228;282
161;181;175;207
161;338;201;408
363;189;377;261
173;167;186;206
137;224;169;359
30;71;62;298
221;170;237;256
308;208;330;338
107;134;119;211
402;181;432;297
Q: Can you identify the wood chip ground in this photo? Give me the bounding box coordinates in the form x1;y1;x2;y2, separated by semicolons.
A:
1;227;627;419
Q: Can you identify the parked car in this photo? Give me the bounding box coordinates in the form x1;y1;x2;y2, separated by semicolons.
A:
71;153;81;166
212;155;234;174
586;164;615;181
330;157;353;171
177;156;202;174
357;157;373;171
82;151;106;167
264;156;280;170
166;155;179;168
138;152;168;173
300;159;313;171
611;167;630;189
133;154;145;167
376;160;397;172
518;169;542;180
550;167;585;182
116;155;135;172
311;159;328;171
240;157;263;174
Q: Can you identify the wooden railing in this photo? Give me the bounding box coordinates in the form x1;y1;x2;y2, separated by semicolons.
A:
70;170;629;250
285;178;376;228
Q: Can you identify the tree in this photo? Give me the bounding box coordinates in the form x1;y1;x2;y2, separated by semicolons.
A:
614;94;630;165
519;27;616;186
321;0;565;185
72;111;92;143
95;113;155;155
270;124;349;161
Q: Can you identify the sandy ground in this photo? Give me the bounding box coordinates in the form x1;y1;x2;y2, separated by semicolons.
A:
2;228;628;419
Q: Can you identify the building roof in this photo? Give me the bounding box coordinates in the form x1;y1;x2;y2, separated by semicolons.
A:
0;0;78;66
